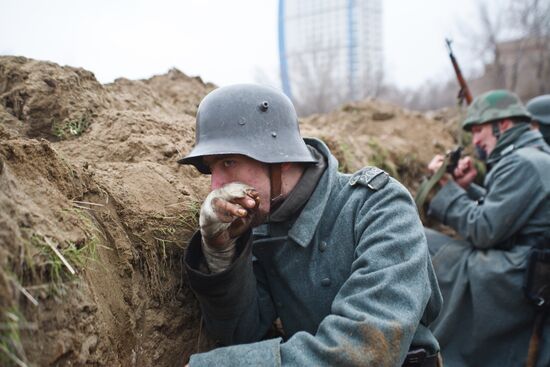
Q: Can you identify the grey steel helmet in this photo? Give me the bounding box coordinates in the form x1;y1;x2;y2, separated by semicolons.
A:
178;84;316;173
462;89;531;131
526;94;550;125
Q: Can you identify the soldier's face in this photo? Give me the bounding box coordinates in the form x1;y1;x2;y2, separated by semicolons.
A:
471;123;498;156
203;154;271;218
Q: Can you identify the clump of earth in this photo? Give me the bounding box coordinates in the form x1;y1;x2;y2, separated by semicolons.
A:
0;56;457;366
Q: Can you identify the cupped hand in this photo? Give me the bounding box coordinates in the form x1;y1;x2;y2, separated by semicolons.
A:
453;156;478;189
199;182;260;250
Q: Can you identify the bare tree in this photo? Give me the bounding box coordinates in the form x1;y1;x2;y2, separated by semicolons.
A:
466;1;509;89
290;45;348;116
509;0;550;95
379;79;458;112
360;66;385;99
459;0;550;99
286;36;385;117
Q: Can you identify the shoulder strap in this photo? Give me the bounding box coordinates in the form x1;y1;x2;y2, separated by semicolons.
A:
349;166;389;191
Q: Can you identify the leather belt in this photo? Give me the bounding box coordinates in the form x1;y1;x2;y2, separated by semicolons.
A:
402;348;440;367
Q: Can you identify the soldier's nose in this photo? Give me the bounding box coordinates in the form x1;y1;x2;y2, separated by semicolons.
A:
210;173;225;191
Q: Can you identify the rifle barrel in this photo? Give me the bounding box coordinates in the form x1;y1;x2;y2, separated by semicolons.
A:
445;39;473;105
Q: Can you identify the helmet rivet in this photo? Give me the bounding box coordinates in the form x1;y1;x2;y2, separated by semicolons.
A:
260;101;269;111
271;131;277;138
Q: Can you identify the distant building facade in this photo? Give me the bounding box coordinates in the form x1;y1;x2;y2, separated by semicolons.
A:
470;37;550;101
278;0;383;114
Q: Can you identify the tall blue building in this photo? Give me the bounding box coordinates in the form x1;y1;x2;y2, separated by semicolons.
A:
278;0;382;112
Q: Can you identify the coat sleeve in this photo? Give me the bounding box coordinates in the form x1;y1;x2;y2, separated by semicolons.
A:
465;182;486;201
429;155;545;248
185;230;277;345
189;180;441;366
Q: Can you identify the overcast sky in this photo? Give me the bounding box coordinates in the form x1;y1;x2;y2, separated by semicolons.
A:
0;0;484;89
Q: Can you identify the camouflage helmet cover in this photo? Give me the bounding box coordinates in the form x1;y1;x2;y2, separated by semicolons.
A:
462;89;531;131
526;94;550;125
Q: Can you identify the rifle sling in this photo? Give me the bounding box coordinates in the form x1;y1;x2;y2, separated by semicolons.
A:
415;157;450;214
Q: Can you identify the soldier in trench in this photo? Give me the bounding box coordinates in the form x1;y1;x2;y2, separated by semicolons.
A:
178;84;442;366
424;90;550;367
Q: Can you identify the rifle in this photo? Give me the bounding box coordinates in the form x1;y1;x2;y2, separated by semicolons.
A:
414;146;463;213
446;146;463;174
446;38;473;106
415;40;471;213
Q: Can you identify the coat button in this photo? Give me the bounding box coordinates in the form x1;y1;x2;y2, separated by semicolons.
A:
321;277;331;287
319;241;328;252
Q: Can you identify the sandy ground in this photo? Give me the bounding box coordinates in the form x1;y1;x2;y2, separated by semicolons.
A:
0;56;457;366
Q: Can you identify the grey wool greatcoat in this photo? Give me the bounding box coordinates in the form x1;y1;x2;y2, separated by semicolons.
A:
184;138;442;366
427;128;550;367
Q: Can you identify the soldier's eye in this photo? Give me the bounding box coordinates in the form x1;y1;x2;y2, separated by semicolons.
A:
223;160;235;168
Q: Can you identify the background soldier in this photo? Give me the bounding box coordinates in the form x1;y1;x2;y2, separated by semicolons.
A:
527;94;550;146
179;84;442;366
425;90;550;366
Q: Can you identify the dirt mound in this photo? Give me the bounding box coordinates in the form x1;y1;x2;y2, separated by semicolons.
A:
0;57;214;367
300;99;456;191
0;57;457;366
0;56;110;140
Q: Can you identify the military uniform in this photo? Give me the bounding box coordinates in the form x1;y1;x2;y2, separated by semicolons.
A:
427;126;550;366
185;138;442;366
